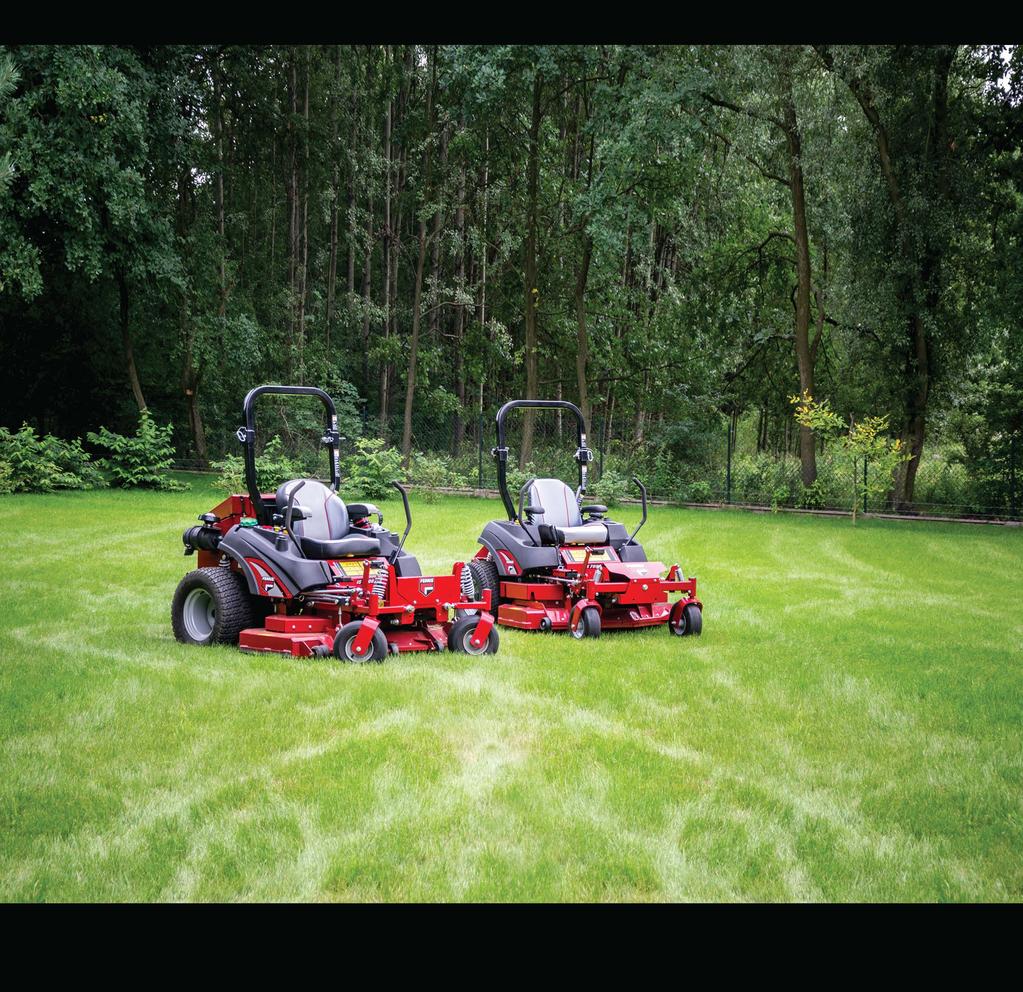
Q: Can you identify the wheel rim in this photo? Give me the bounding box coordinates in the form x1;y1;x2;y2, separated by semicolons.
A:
462;626;490;655
183;587;216;641
342;634;373;663
571;616;585;639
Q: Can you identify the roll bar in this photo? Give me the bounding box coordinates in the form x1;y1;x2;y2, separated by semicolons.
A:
492;399;593;521
237;384;341;525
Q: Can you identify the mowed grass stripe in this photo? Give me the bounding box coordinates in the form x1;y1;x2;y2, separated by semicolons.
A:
0;477;1020;901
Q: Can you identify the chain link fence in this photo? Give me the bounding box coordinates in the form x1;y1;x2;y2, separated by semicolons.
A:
175;397;1021;523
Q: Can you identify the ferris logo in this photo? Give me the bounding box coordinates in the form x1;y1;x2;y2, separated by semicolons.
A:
419;579;435;596
496;550;519;576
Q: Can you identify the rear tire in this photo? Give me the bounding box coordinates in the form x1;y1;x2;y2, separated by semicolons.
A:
448;615;500;655
172;567;257;646
333;621;389;663
571;606;601;639
465;557;501;613
670;602;703;637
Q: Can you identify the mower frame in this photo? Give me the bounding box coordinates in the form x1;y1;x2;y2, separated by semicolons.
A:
473;398;702;637
174;384;497;660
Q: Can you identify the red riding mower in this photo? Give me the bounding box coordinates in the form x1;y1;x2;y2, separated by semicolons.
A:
465;399;702;639
171;384;498;661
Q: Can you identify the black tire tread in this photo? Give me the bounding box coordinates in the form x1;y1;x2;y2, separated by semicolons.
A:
447;614;500;654
172;567;257;646
467;556;501;609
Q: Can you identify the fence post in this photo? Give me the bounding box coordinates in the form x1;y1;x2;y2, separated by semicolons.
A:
478;413;485;490
1011;435;1017;519
863;455;868;514
725;418;732;504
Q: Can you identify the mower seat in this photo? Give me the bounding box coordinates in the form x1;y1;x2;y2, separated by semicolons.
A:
527;478;609;545
276;479;382;559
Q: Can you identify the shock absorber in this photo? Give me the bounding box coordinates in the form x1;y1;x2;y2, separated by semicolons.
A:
371;561;389;600
460;561;475;602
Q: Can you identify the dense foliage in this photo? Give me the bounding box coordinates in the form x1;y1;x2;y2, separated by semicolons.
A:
1;44;1021;513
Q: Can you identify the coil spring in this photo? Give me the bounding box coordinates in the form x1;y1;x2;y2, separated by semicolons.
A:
460;562;475;602
372;563;388;599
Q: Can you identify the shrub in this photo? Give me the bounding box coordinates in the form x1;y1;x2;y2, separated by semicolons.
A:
409;451;467;503
589;467;633;507
0;423;106;492
212;435;304;495
343;437;404;501
87;412;186;490
0;459;13;495
797;479;830;510
686;480;715;504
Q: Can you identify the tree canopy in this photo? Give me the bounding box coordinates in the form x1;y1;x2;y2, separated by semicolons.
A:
1;44;1020;510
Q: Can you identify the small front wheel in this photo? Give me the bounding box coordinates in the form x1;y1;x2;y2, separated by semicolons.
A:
448;615;500;655
571;606;601;639
669;602;702;637
333;621;389;663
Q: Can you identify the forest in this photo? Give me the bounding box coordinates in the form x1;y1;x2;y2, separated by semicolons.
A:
1;44;1021;515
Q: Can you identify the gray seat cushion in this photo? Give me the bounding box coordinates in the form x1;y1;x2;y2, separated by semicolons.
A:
277;479;381;559
553;523;609;545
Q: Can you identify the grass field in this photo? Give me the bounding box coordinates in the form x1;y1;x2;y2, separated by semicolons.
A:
1;474;1021;902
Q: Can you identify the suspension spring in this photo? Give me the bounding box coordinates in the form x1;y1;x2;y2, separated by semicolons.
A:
460;562;475;602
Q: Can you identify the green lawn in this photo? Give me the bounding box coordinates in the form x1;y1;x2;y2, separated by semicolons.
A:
1;475;1021;902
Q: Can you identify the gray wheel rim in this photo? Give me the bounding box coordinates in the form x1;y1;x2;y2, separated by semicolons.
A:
343;634;373;662
183;587;216;641
571;615;585;639
462;626;490;655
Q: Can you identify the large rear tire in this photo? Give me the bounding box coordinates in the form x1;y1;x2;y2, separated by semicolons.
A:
466;556;501;611
172;567;257;646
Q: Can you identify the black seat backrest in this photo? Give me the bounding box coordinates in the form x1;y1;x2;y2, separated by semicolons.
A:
276;479;349;541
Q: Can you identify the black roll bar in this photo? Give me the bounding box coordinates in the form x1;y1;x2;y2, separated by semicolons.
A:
237;384;341;525
492;399;592;521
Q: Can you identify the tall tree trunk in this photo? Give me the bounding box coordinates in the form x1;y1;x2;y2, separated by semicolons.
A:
816;45;955;507
297;51;310;382
401;48;438;461
451;157;467;456
574;231;593;429
379;51;393;435
326;48;340;354
781;54;817;488
118;270;146;413
520;69;543;469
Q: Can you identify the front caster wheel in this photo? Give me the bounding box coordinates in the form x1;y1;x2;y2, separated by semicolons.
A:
333;621;389;663
571;606;601;639
669;602;702;637
448;615;500;655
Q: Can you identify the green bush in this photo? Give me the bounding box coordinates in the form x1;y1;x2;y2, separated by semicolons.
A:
0;423;106;492
0;459;13;495
343;437;404;501
686;480;715;504
87;412;185;490
409;451;467;503
211;435;305;495
797;479;830;510
589;467;633;507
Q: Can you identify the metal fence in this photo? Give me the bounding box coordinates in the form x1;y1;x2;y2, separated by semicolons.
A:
176;399;1022;523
